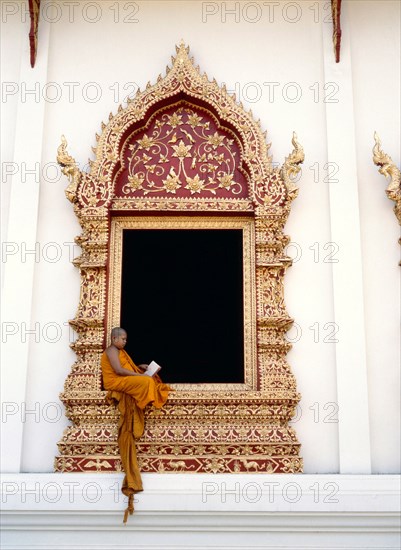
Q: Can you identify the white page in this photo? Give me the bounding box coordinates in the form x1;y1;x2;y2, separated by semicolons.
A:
144;360;162;377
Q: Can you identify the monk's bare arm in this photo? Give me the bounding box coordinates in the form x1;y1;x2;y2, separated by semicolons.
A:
106;347;142;376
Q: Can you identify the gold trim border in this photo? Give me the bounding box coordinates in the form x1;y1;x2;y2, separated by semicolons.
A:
108;216;257;391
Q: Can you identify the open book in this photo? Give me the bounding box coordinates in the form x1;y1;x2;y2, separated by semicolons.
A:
144;360;162;377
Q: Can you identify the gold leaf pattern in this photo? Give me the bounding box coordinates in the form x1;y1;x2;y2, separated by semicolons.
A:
127;174;144;190
172;140;192;159
185;174;204;194
163;168;181;193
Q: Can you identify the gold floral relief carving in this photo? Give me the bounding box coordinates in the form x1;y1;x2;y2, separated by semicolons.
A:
55;43;303;474
117;103;248;198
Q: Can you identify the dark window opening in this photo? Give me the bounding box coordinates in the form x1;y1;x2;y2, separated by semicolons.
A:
120;229;245;384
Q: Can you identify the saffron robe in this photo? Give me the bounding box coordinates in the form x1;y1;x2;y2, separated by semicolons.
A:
101;349;171;409
101;349;171;521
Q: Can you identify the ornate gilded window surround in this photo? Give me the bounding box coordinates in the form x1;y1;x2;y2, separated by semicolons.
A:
56;43;304;474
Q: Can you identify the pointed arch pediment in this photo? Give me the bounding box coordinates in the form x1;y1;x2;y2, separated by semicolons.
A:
75;42;299;212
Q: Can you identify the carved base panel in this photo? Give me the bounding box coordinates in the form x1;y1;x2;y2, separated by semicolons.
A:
55;431;302;474
55;454;303;474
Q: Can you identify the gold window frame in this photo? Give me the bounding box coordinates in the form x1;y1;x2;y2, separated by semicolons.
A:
107;216;257;392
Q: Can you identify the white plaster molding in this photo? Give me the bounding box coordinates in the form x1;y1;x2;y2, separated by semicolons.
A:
1;474;399;549
321;3;371;473
0;19;51;472
2;474;399;512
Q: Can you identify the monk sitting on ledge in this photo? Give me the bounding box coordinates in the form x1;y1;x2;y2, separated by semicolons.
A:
101;326;171;409
101;327;172;522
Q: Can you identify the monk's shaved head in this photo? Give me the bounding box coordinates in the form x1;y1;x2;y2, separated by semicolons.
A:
111;327;127;339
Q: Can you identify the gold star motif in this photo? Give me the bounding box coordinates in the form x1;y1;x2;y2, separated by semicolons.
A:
167;113;183;128
187;113;203;127
163;168;181;194
185;174;204;194
218;173;234;189
207;132;225;149
172;140;192;158
138;134;154;149
127;173;144;190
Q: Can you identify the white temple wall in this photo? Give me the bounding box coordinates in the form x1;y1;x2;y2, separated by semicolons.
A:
1;11;23;250
348;0;401;474
1;0;399;476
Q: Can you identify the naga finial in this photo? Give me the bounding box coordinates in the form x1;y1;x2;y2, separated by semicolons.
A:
373;132;401;197
373;132;401;256
57;135;81;203
281;132;304;201
373;132;401;229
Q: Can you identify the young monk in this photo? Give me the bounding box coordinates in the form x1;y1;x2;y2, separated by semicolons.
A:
101;327;172;522
101;327;171;409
